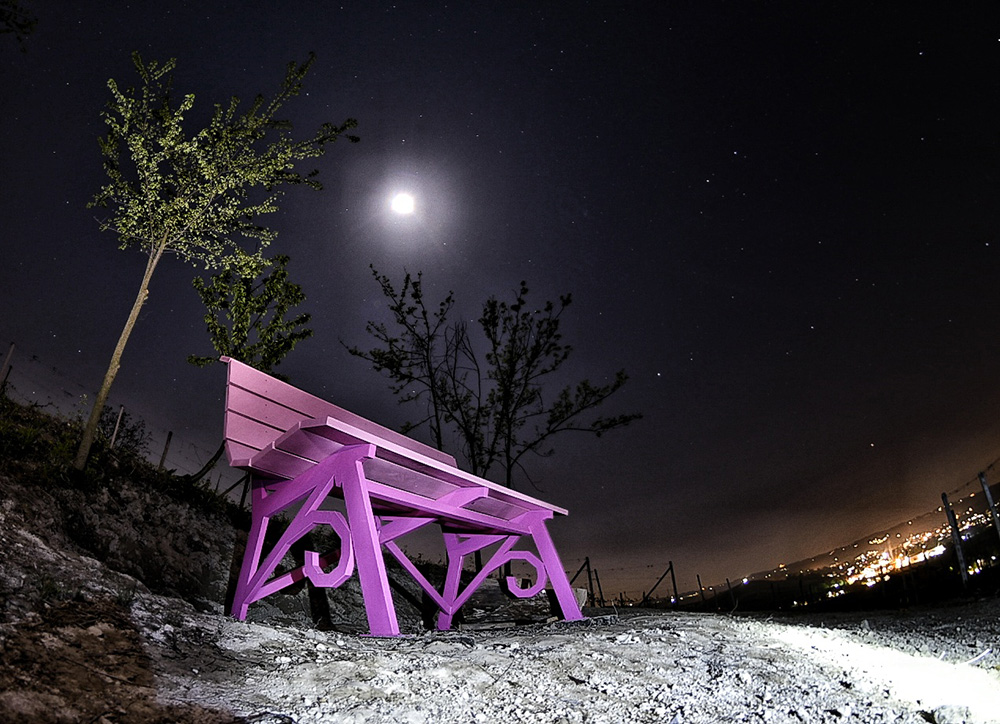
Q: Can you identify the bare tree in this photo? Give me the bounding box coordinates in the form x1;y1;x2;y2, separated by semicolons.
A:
348;268;455;451
1;0;37;50
349;270;641;489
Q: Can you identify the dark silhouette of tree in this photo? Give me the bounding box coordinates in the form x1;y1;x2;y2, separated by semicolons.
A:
73;52;358;470
349;268;641;489
348;269;456;452
475;281;640;487
1;0;36;50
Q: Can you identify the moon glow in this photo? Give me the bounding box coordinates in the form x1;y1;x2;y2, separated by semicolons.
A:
391;192;415;214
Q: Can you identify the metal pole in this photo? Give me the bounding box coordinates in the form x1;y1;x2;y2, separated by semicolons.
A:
978;472;1000;552
696;574;706;605
941;492;969;588
669;561;678;607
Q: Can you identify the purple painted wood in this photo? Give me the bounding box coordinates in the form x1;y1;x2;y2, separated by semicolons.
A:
223;355;457;468
221;357;584;635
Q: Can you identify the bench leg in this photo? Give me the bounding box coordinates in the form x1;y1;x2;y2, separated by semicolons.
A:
436;532;471;631
339;449;400;637
429;521;584;630
528;515;585;622
231;482;270;620
434;532;546;630
230;446;370;622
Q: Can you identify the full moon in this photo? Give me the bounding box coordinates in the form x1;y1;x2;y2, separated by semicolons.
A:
391;192;415;214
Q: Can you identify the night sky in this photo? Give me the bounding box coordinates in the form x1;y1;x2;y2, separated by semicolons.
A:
3;2;1000;597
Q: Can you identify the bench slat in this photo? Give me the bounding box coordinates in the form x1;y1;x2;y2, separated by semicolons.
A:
365;456;466;501
227;385;313;437
225;413;285;457
243;439;538;534
296;418;568;516
250;423;467;500
226;439;261;467
223;357;456;467
247;423;550;521
247;443;463;503
247;445;316;479
362;480;537;535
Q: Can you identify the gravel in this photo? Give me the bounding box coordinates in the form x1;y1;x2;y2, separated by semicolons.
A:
2;471;999;723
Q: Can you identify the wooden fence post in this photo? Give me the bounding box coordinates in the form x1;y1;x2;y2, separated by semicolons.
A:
109;405;125;449
238;474;251;510
941;492;969;588
585;557;595;607
593;568;606;607
568;556;597;606
978;472;1000;551
158;431;173;470
641;562;676;606
0;364;11;396
0;342;14;395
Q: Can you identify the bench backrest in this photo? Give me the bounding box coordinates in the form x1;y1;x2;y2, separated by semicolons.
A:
222;357;457;469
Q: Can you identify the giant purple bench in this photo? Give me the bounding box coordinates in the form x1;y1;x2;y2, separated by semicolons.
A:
221;357;584;636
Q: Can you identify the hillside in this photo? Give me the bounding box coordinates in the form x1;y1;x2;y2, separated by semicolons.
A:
2;399;1000;723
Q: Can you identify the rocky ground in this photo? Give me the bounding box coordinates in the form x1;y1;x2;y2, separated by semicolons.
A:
127;596;1000;723
1;440;999;722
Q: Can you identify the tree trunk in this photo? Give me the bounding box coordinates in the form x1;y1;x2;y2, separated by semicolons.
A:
503;432;514;490
73;247;164;470
181;440;226;484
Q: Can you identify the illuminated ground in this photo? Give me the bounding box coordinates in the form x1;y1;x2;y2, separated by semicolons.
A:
133;598;1000;724
1;480;998;723
3;591;999;723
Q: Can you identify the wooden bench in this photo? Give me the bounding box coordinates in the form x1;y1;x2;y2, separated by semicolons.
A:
221;356;584;636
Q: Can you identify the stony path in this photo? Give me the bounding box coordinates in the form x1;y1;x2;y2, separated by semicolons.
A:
133;596;1000;724
3;471;998;723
